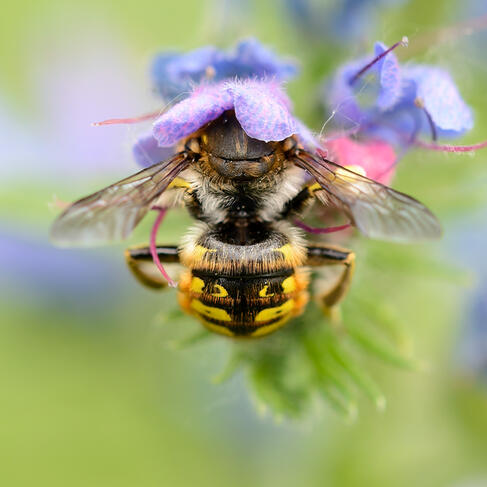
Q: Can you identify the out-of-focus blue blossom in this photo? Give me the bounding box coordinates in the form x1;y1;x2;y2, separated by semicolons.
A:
324;41;473;146
151;38;298;101
283;0;407;44
458;281;487;381
0;225;126;311
444;211;487;383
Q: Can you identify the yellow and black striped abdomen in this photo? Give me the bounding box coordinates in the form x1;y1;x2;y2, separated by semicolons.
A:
178;269;309;337
178;227;309;337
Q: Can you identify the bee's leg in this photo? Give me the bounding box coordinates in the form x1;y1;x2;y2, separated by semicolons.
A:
306;244;355;318
124;245;180;290
280;184;318;219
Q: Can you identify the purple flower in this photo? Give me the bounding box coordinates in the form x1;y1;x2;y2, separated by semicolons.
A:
132;132;175;168
324;41;474;146
134;79;315;166
151;80;312;148
130;40;299;167
151;38;298;101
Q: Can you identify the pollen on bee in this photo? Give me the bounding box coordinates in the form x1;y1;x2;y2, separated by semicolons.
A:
186;138;201;154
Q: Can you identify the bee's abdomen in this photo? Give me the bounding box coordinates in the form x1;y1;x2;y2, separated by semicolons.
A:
178;269;309;337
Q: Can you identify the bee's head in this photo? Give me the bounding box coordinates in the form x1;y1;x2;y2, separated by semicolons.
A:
187;111;292;181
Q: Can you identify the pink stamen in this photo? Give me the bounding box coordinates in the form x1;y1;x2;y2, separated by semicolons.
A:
150;206;177;288
294;220;352;235
92;109;163;126
350;36;408;85
415;139;487;153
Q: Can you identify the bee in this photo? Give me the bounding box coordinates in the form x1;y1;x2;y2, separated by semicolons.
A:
51;110;441;337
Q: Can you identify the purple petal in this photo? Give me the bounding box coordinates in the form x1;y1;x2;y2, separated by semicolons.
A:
167;46;221;78
295;118;318;149
374;42;402;111
150;40;298;101
153;84;234;146
133;132;175;168
230;81;297;141
231;38;298;81
404;65;473;134
151;47;222;100
324;62;365;126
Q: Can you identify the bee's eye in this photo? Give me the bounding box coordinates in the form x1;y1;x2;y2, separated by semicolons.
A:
185;138;201;154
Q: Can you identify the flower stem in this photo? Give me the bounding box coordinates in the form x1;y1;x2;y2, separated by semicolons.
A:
416;139;487;152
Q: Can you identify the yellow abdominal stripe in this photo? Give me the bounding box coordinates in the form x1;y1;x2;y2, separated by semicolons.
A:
281;276;296;294
190;277;228;297
211;284;228;297
259;277;296;298
190;299;232;322
190;277;205;293
259;285;274;297
201;321;235;337
250;317;289;337
201;314;292;338
254;299;295;323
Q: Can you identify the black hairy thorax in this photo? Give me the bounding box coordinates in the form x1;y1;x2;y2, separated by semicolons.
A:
186;110;300;245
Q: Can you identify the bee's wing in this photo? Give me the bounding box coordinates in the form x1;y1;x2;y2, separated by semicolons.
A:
50;152;191;247
294;151;442;243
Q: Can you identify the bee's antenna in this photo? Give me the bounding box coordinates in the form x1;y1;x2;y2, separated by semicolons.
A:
350;37;408;85
150;206;178;288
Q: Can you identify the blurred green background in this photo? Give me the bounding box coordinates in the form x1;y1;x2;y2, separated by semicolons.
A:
1;0;486;486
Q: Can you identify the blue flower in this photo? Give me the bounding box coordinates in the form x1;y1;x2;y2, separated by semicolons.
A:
0;226;126;310
151;38;298;101
130;39;299;166
324;40;474;146
458;280;487;382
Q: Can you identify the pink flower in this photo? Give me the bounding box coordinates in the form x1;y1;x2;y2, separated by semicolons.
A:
325;136;397;184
